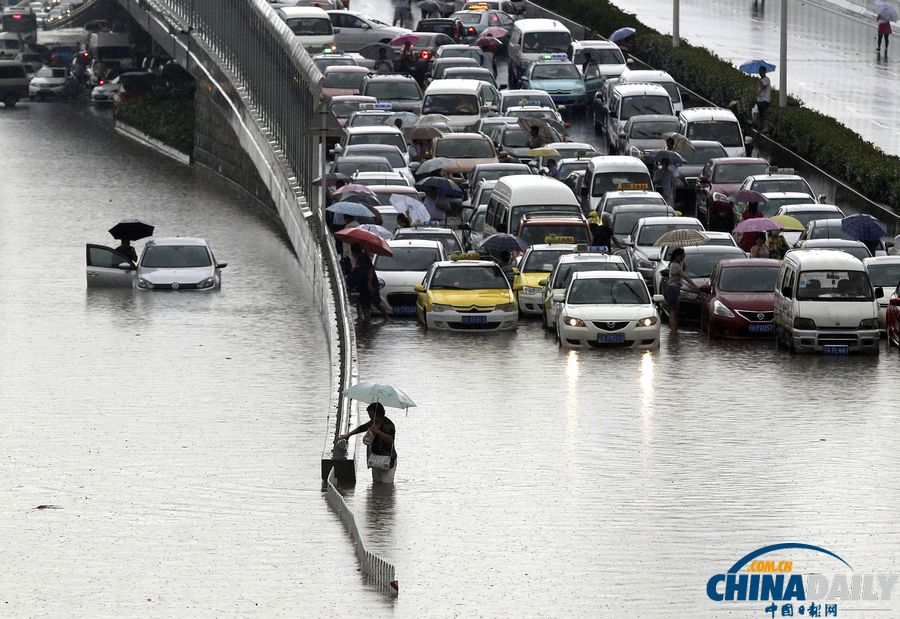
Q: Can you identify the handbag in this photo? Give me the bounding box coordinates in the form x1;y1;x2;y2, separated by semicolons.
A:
362;429;374;445
368;454;392;470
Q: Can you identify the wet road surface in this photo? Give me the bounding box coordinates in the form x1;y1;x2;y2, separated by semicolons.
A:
0;101;388;614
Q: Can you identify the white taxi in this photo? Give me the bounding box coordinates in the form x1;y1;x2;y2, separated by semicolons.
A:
373;239;445;316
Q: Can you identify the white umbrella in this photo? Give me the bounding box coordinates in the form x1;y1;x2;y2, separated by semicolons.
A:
390;194;430;225
343;382;417;410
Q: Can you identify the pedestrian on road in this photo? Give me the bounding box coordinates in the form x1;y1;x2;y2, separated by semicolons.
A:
375;48;394;74
349;244;389;321
766;230;789;260
739;202;763;251
666;247;700;334
546;158;559;179
751;233;770;258
423;186;450;222
399;40;415;75
877;9;892;55
581;51;598;76
527;125;545;149
652;158;680;207
589;212;626;252
340;402;397;483
114;239;138;263
756;66;772;133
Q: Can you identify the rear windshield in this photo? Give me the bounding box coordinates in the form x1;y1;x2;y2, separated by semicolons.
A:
712;162;770;183
434;138;494;158
620;95;672;120
574;49;625;66
141;245;211;268
760;197;816;217
522;248;573;273
785;211;841;227
797;270;874;301
531;63;580;80
718;266;780;292
431;265;507;289
474;166;528;184
285;17;333;36
348;132;406;151
751;179;811;194
441;48;482;62
558;161;590;177
520;224;589;246
364;81;421;100
510;204;581;232
501;93;554;111
522;31;571;53
423;94;479;116
347;148;404;168
591;172;652;197
374;247;441;271
396;232;462;255
686;120;742;147
683;252;743;278
454;13;482;24
867;263;900;288
606;195;666;208
568;277;650;304
629;120;679;139
334;159;391;174
680;144;727;165
636;223;703;246
613;209;670;235
500;127;528;148
324;71;366;90
35;67;66;78
331;100;367;117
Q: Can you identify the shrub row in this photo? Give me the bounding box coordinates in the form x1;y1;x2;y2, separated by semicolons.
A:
114;89;195;156
538;0;900;209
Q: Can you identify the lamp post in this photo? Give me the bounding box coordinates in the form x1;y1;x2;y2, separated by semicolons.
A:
673;0;680;48
779;0;787;107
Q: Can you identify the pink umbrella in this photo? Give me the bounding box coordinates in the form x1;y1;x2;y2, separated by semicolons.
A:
334;183;375;195
475;36;502;52
481;26;508;38
733;217;781;233
390;33;420;47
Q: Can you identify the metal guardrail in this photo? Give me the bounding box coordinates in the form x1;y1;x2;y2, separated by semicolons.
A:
326;469;398;593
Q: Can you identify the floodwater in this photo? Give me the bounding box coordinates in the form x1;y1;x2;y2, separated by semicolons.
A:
0;101;387;614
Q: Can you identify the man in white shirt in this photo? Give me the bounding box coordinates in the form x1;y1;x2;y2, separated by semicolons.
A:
756;67;771;133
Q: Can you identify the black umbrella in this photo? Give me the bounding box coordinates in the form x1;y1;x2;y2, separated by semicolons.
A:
359;43;395;61
479;233;528;253
517;117;558;144
416;176;464;198
109;219;154;241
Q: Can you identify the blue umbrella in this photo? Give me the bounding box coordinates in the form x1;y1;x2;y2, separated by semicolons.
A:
609;27;636;42
479;233;528;253
416;176;464;198
739;60;776;74
841;213;887;242
343;381;417;410
326;201;377;218
390;194;431;224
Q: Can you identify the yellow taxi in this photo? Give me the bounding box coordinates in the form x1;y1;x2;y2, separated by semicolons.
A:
512;240;578;314
415;252;521;331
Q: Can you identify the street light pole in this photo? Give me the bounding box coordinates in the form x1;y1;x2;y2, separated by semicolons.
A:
673;0;680;48
779;0;787;107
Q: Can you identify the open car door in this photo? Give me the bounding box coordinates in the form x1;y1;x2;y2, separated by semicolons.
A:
86;244;135;288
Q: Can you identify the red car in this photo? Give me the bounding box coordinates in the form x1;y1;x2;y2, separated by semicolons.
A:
700;258;782;338
695;157;769;232
887;283;900;350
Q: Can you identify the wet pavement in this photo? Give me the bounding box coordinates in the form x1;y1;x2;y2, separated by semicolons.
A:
605;0;900;156
0;101;387;614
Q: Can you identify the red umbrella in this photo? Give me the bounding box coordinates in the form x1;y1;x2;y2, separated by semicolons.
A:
334;183;375;195
733;217;781;233
475;36;502;52
481;26;508;38
334;227;394;256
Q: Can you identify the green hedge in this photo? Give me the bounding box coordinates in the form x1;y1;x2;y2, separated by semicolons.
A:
538;0;900;209
114;89;195;155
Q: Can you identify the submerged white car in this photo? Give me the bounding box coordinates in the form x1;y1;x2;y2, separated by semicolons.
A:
373;239;445;316
555;271;662;349
137;238;226;291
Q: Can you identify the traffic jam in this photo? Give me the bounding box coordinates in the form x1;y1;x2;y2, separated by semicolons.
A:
310;2;900;354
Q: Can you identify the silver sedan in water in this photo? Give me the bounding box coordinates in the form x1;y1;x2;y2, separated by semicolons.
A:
136;238;226;291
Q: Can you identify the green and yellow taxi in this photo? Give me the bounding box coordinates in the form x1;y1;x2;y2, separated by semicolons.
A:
512;241;577;315
415;252;521;331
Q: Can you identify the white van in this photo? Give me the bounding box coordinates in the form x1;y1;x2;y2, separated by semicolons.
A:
774;249;881;355
507;19;572;89
678;107;750;158
0;33;22;60
583;155;654;212
617;69;683;112
422;79;488;132
277;7;335;52
484;175;582;237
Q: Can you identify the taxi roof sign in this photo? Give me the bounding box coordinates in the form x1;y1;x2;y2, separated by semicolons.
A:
545;234;576;244
449;251;482;261
373;102;393;110
542;52;570;62
617;182;650;190
466;3;490;10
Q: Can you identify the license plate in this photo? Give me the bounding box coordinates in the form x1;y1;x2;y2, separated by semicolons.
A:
462;315;487;324
598;333;625;344
749;323;774;333
823;345;849;355
393;305;416;314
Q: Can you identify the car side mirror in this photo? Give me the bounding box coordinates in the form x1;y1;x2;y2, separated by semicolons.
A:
217;263;228;269
513;283;524;291
458;223;471;231
499;84;507;90
511;267;519;275
333;144;342;154
698;283;711;293
117;262;134;270
626;58;634;65
333;27;342;33
538;279;548;287
744;136;753;146
890;298;900;307
652;294;664;304
618;131;626;139
552;291;565;302
414;284;425;292
874;286;884;298
480;105;490;114
817;194;827;203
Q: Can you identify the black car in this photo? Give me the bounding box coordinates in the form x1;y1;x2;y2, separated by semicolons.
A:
415;18;464;41
392;32;455;85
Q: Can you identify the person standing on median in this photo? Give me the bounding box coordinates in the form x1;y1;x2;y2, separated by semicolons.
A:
756;66;772;134
340;402;397;483
877;8;892;55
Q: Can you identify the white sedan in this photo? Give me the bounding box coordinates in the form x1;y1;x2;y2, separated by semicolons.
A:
137;237;226;291
373;239;445;316
555;271;662;349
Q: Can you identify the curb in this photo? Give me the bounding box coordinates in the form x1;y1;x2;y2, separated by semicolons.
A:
114;120;192;165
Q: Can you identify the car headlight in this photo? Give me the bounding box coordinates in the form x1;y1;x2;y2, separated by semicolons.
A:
859;318;878;329
522;286;541;295
563;316;585;327
198;277;216;289
137;278;153;289
712;192;728;203
496;302;517;312
793;317;816;330
713;300;735;318
431;304;451;312
637;316;658;327
377;277;385;289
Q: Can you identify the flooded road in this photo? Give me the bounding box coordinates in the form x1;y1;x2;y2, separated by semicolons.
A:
0;101;387;614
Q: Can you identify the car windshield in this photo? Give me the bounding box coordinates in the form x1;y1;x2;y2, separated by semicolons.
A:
520;224;589;246
574;48;625;65
867;263;900;288
141;245;211;268
454;13;482;24
508;109;556;121
786;211;841;227
522;248;573;273
35;67;66;78
422;94;480;116
378;210;400;229
717;266;780;292
435;138;493;158
815;245;872;260
331;101;367;117
637;223;702;246
475;188;493;205
334;159;391;174
712;162;770;183
374;247;441;271
680;144;727;165
751;179;811;194
797;270;874;301
431;265;508;289
620;96;672;120
285;17;332;35
629;120;679;139
522;31;571;52
808;223;851;240
686;121;742;147
324;71;366;89
554;261;626;288
498;127;527;148
502;94;554;110
683;252;741;278
365;81;421;100
592;172;651;196
558;161;590;177
348;113;393;127
447;70;489;81
354;176;408;186
567;277;650;304
441;49;482;62
606;195;666;208
346;148;404;168
475;166;527;183
510;204;580;232
613;209;670;235
398;233;461;255
348;133;406;151
316;57;356;71
531;63;580;80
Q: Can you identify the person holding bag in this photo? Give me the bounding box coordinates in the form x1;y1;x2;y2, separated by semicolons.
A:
340;403;397;483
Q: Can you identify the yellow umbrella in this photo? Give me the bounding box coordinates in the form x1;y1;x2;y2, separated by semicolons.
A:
771;215;805;231
526;147;560;157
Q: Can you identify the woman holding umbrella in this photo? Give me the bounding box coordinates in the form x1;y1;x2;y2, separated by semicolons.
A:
349;243;389;321
109;219;155;263
341;402;397;483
